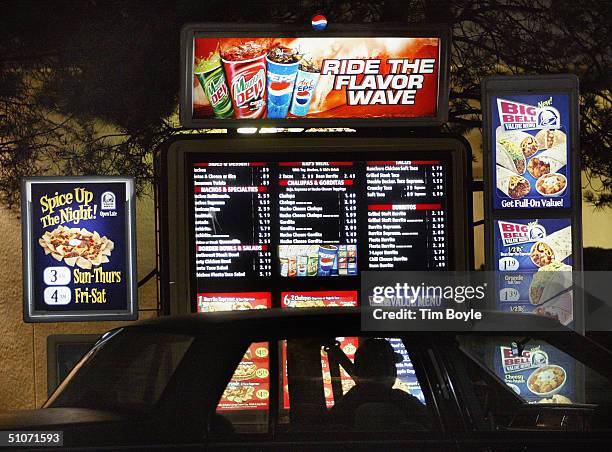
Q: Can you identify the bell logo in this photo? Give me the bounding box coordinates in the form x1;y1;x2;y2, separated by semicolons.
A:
101;191;116;210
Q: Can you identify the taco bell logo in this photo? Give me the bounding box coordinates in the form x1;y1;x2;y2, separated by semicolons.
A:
101;191;116;210
538;108;559;127
497;98;560;131
501;346;548;374
499;221;546;247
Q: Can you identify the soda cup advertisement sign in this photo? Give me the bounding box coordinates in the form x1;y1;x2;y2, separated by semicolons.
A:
21;177;137;322
492;94;571;210
185;32;446;125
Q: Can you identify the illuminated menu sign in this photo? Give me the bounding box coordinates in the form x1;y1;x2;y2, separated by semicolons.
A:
281;291;359;409
483;75;582;330
21;177;137;322
180;25;449;127
492;95;571;210
366;161;447;270
190;158;450;300
194;162;272;278
278;162;357;277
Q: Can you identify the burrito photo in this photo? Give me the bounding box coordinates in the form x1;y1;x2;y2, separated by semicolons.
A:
497;165;530;199
529;261;572;305
530;226;572;267
496;128;528;174
535;128;566;150
532;291;573;326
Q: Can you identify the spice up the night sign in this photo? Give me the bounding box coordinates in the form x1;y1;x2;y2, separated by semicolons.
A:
21;177;137;322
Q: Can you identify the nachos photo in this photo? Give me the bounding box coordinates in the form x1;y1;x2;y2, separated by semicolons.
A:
38;225;114;269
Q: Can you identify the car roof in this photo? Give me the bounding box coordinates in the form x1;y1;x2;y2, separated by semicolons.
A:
122;307;572;337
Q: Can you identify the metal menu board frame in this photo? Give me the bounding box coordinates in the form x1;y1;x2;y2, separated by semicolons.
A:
21;176;137;322
482;74;583;332
180;23;450;128
158;132;472;315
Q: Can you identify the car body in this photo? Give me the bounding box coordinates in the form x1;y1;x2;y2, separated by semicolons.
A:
1;308;612;450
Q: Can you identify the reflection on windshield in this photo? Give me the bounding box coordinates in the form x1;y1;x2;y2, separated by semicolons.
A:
47;331;193;413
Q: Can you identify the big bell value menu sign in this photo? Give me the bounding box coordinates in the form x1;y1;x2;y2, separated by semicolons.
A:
483;75;583;332
21;177;137;322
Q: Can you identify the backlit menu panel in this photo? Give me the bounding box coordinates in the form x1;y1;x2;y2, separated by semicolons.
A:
366;161;448;270
278;162;358;277
193;162;272;278
190;157;451;298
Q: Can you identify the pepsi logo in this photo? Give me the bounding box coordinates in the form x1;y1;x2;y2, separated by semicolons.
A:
311;14;327;31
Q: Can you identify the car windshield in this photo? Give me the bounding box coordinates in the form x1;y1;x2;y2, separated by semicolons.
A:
46;329;194;414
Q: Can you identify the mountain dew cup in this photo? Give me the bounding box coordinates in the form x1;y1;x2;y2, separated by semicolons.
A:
195;53;234;119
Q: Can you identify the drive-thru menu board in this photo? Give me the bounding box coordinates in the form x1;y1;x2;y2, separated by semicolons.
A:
21;177;137;322
190;157;451;302
494;219;573;326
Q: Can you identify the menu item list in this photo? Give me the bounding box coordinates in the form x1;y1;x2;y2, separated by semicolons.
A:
278;162;357;277
194;162;272;279
366;161;448;270
191;158;451;293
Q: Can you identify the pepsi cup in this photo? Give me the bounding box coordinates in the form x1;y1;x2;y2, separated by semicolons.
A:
290;69;320;116
265;57;299;118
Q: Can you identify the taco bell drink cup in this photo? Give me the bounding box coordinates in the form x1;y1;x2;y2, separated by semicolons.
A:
265;47;300;119
221;42;267;119
195;53;234;119
290;69;320;116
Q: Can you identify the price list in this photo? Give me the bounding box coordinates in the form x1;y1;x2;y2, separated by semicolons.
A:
277;162;358;277
193;162;272;278
365;161;448;270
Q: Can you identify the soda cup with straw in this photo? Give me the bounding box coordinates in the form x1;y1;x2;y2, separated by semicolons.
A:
290;58;321;117
265;46;301;119
194;52;234;119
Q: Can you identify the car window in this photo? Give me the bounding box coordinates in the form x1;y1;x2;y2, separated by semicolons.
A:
213;336;434;439
454;334;612;431
47;331;193;413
